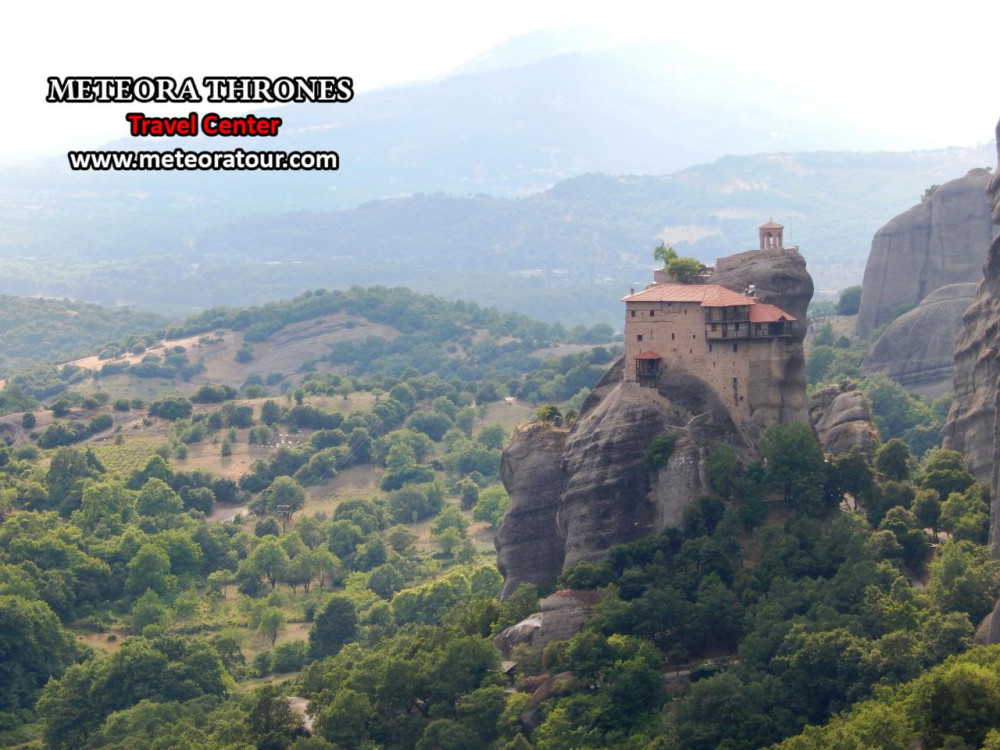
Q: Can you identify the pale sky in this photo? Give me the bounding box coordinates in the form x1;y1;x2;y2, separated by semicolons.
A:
1;0;997;164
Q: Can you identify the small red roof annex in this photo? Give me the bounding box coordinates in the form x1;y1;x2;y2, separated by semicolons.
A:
634;351;662;360
749;303;796;323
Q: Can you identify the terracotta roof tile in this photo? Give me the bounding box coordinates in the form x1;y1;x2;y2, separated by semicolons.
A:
749;303;796;323
624;283;796;320
634;351;662;360
760;221;783;229
623;284;752;307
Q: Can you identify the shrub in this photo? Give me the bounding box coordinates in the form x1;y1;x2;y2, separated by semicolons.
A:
644;432;678;470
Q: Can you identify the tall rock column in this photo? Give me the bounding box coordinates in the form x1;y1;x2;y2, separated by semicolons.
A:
944;119;1000;556
855;169;995;338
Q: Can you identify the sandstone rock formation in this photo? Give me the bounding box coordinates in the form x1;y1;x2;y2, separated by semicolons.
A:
856;169;995;338
943;120;1000;550
712;247;813;427
496;248;812;598
809;381;880;458
496;422;569;596
493;590;603;655
861;283;978;398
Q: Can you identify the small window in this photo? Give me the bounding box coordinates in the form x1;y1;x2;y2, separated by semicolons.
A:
671;333;675;340
650;310;655;317
692;334;696;339
711;323;717;331
637;334;643;342
631;310;636;318
733;343;738;353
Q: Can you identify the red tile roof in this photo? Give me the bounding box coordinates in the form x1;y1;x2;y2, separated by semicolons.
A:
749;303;796;323
623;283;796;321
623;284;753;307
634;351;662;360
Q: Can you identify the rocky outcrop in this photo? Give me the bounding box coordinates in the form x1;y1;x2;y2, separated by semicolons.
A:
809;381;880;458
496;248;812;598
714;247;813;325
861;283;978;398
713;247;812;427
493;590;603;655
943;119;1000;555
856;169;996;338
496;423;569;598
497;362;723;599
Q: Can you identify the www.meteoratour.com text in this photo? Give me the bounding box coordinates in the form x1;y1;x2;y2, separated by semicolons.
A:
67;148;339;171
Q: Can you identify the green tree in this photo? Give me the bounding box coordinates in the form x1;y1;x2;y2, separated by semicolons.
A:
136;477;184;516
258;606;287;647
46;446;98;515
260;399;281;425
125;543;174;597
75;479;136;535
645;432;679;470
913;488;942;542
760;422;826;508
666;255;704;283
921;448;976;500
654;242;678;266
875;438;913;481
473;486;509;528
0;594;80;716
248;683;305;750
431;504;468;536
309;595;358;660
940;486;990;544
247;538;291;589
315;688;371;748
705;444;739;498
832;447;874;507
837;285;862;316
261;475;306;514
148;394;194;420
928;541;1000;622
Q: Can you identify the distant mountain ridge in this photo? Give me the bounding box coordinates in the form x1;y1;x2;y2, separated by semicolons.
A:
0;145;992;325
0;31;993;324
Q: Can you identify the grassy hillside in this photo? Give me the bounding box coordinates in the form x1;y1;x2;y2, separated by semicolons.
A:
0;295;168;376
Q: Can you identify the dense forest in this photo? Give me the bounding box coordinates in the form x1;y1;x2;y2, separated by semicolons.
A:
0;296;168;377
0;286;998;749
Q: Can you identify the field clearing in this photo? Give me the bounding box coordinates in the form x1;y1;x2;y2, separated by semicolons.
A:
301;464;384;517
90;438;164;476
77;630;124;655
481;399;534;432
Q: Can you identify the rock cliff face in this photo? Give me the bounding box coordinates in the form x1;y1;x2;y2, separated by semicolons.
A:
713;247;813;427
496;248;812;598
808;381;880;458
855;169;995;338
861;283;978;398
943;120;1000;554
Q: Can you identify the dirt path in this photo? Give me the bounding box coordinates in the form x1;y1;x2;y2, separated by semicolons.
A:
288;696;313;734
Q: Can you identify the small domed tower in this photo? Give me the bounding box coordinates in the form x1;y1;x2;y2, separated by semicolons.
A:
759;221;783;250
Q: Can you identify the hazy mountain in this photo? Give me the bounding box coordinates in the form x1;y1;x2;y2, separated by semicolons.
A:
0;31;990;324
0;144;989;325
5;31;896;216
